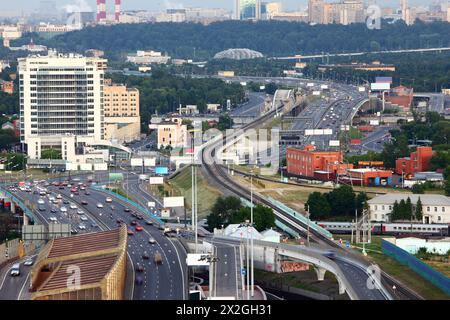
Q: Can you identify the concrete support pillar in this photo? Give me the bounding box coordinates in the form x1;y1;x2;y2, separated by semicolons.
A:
274;248;282;274
314;266;327;281
336;276;346;295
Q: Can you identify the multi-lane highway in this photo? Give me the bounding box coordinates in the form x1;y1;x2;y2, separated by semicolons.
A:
2;178;188;301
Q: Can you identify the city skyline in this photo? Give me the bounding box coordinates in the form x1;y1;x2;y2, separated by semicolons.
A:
0;0;440;16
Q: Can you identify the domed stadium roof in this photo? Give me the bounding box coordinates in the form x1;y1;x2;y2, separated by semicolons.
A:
213;48;264;60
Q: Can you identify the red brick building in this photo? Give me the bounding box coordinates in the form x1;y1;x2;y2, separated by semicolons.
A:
346;168;393;187
287;145;353;178
395;146;433;176
385;85;414;110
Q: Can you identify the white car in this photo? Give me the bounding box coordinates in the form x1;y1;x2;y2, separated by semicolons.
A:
70;204;77;210
60;207;67;213
78;224;86;230
80;216;88;221
56;194;62;199
24;258;34;266
48;196;55;202
77;209;84;215
10;263;20;276
37;199;45;205
105;197;113;203
97;203;104;208
49;217;58;222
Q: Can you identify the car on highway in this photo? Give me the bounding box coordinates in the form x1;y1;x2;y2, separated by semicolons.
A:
49;217;58;223
70;204;77;210
135;276;143;285
323;250;336;259
77;209;84;215
105;197;113;203
127;229;135;235
135;263;144;272
91;222;99;228
37;199;45;205
145;220;153;226
130;220;137;226
38;206;46;211
154;252;162;265
142;252;150;260
135;225;143;232
148;237;156;244
97;203;104;208
81;200;88;205
70;187;78;193
124;207;131;212
10;263;20;276
63;200;70;204
24;258;34;266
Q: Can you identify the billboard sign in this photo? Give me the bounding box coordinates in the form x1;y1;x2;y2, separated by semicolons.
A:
79;163;92;171
94;163;108;171
155;167;169;175
186;254;211;267
371;83;390;91
130;158;143;167
329;140;340;147
144;158;156;167
163;196;184;208
109;173;124;182
149;177;164;185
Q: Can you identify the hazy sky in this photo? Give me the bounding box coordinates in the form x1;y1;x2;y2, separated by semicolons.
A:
0;0;438;15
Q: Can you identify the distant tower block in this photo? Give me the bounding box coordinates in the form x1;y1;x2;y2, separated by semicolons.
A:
115;0;121;22
97;0;106;22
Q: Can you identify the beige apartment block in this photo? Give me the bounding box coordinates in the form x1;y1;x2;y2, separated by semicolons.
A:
104;84;141;143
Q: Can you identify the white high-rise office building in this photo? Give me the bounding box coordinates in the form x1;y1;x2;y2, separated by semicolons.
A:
18;51;107;160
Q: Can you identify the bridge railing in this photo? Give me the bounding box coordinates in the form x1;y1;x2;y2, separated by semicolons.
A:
0;185;36;222
90;185;165;226
267;197;333;239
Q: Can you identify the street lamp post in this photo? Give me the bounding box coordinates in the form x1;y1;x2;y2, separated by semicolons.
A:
250;173;254;298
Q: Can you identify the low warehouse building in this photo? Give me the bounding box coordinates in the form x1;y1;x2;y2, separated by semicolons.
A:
30;226;127;300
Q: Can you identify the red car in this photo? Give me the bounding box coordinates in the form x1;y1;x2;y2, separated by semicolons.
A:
70;187;78;193
135;225;143;232
127;229;135;236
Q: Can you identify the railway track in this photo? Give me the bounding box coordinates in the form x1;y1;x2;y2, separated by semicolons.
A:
201;101;422;300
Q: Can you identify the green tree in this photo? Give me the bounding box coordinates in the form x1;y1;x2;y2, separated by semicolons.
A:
206;196;242;230
305;192;331;220
218;114;234;131
411;183;425;194
391;200;400;221
326;185;356;217
356;192;368;214
232;204;275;231
415;197;423;221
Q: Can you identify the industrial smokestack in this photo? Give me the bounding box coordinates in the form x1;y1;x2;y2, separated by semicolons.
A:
115;0;121;22
97;0;106;22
